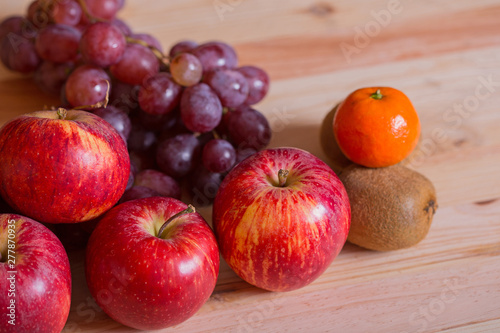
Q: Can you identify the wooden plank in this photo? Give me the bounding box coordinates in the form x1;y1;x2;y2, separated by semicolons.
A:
441;319;500;333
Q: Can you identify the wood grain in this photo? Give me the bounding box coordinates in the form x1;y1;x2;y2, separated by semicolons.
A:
1;0;499;332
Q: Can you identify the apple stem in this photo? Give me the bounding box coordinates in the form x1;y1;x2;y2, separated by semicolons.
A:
370;89;383;100
278;169;289;187
57;108;68;120
157;204;196;238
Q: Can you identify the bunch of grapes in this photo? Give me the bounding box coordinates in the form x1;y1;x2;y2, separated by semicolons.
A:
0;0;271;206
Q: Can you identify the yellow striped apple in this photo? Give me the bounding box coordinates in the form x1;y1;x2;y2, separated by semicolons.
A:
0;109;130;224
213;147;351;292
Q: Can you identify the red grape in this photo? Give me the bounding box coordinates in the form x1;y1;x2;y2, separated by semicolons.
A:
35;24;81;63
84;0;121;21
157;113;189;142
131;33;163;53
119;186;160;204
189;165;224;207
0;16;24;41
180;83;223;133
80;22;126;67
111;18;132;36
110;43;160;85
27;0;51;29
134;169;181;199
136;109;172;132
191;41;238;74
92;105;132;143
0;34;40;73
129;150;157;173
237;66;270;105
223;106;271;150
170;52;203;87
65;64;110;107
169;40;198;58
236;147;257;164
203;69;249;108
197;131;216;147
33;61;74;95
202;139;236;173
109;80;140;113
52;0;82;26
138;72;182;115
127;123;157;152
135;108;182;133
156;133;201;178
59;83;71;108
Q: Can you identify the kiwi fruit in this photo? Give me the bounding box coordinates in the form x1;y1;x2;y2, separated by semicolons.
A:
319;103;352;174
339;164;437;251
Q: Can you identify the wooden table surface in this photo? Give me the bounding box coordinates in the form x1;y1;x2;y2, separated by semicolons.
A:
1;0;500;332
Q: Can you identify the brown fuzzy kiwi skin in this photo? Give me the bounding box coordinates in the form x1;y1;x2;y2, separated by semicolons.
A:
338;164;438;251
319;103;353;174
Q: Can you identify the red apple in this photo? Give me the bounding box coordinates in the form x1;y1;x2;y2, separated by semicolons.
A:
0;109;130;224
213;147;351;292
0;214;71;332
85;196;220;330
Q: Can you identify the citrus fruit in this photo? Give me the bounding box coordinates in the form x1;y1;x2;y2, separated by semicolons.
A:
333;87;420;168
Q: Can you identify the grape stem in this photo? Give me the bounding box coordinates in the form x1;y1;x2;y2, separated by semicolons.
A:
73;80;110;110
76;0;106;23
157;204;196;238
126;36;170;67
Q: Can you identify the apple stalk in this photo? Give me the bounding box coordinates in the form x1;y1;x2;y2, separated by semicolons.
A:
278;169;289;187
157;204;195;238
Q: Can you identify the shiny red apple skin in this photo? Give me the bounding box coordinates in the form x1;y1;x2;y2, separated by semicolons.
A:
0;214;71;333
0;110;130;224
85;196;220;330
213;147;351;292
